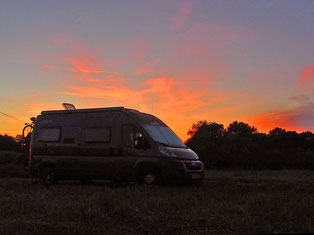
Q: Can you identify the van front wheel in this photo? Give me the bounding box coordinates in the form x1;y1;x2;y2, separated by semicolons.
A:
41;166;57;185
140;168;160;185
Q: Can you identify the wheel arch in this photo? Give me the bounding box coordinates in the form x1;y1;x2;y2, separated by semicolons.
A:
135;162;162;181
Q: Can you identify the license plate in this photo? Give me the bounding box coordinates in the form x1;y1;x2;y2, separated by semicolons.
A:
191;173;201;179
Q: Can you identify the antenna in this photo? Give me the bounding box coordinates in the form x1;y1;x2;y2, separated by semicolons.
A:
0;111;26;124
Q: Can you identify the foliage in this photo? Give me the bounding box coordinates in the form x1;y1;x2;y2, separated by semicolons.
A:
225;121;257;137
186;121;314;169
0;134;24;152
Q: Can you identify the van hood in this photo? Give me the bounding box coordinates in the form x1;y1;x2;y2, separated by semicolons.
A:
159;146;199;160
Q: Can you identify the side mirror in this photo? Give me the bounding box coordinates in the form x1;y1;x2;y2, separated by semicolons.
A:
135;135;149;150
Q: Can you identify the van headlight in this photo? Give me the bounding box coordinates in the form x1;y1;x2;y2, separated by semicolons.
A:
159;146;177;157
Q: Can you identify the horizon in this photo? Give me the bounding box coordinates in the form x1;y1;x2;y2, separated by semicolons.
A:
1;107;313;142
0;0;313;140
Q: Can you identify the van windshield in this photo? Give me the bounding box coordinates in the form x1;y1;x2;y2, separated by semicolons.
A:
143;124;186;148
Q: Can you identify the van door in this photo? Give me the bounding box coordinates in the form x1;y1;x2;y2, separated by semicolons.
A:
57;126;82;179
113;124;150;181
79;126;116;180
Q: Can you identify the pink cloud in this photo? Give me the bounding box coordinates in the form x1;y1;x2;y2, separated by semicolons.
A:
248;104;314;133
132;38;150;59
170;0;194;31
45;42;123;85
71;69;105;73
74;77;103;83
134;66;155;75
41;64;55;69
299;65;314;86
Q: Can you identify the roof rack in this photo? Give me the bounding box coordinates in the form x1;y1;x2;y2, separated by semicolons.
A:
42;106;125;115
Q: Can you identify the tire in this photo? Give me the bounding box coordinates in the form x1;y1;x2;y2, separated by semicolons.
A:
22;125;33;140
140;167;160;185
41;166;57;185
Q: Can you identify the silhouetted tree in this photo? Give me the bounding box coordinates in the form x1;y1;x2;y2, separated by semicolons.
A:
269;127;286;136
0;134;23;152
186;122;224;167
187;120;210;137
300;131;314;139
225;121;257;137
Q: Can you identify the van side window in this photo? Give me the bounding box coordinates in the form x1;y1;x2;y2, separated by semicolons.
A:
37;127;61;142
85;127;111;143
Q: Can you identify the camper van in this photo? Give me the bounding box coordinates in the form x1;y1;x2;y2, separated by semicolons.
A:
29;107;204;185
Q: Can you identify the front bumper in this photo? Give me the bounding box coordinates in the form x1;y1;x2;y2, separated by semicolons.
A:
160;158;205;182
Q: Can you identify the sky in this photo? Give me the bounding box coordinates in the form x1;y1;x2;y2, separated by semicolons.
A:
0;0;313;140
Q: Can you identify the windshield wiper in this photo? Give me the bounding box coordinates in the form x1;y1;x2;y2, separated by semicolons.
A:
157;142;171;147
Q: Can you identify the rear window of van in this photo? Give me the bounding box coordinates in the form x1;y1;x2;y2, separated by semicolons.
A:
37;127;61;142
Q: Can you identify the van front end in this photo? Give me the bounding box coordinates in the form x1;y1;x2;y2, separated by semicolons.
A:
158;146;205;183
160;158;204;183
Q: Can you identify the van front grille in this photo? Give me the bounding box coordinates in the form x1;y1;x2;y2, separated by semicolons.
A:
184;161;202;170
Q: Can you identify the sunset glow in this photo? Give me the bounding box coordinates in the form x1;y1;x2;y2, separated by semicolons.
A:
0;0;313;140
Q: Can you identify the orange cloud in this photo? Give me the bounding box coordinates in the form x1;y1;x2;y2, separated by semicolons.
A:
35;35;246;140
52;43;123;86
60;75;211;140
171;0;194;31
61;85;144;103
66;55;104;73
61;76;206;110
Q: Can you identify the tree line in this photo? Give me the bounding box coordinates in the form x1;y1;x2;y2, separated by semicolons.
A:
0;134;27;152
1;121;313;169
186;121;314;169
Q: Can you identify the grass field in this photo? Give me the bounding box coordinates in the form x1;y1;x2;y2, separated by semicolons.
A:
1;169;314;234
0;150;28;178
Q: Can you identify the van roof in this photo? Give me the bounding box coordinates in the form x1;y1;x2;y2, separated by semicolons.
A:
41;106;139;115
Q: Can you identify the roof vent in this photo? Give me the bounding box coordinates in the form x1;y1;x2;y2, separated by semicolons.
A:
62;103;76;110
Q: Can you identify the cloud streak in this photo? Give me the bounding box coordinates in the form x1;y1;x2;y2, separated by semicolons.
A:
170;0;194;31
249;104;314;133
299;65;314;86
131;38;150;59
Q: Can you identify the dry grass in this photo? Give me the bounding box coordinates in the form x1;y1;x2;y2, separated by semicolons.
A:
0;151;28;177
0;170;314;234
0;150;27;165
